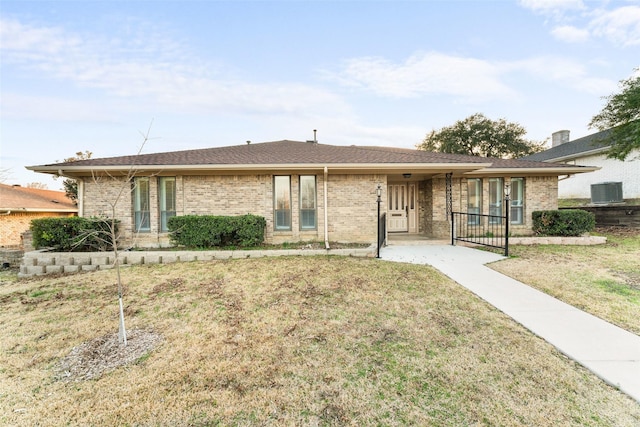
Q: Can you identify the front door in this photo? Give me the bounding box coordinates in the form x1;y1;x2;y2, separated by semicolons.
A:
388;184;416;232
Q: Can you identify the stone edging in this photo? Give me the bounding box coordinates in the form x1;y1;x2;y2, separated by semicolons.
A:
509;236;607;245
18;246;377;278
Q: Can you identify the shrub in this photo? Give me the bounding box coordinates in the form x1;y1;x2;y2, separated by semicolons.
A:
168;214;266;248
532;210;595;237
30;217;119;251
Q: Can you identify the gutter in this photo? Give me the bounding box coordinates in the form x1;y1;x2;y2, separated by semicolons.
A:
324;166;329;250
0;210;11;216
28;162;492;174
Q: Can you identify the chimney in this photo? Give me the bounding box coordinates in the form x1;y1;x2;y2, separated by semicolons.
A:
552;130;570;147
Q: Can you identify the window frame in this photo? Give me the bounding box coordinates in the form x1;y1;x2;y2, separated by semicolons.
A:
274;175;292;231
467;178;482;225
299;175;317;231
488;177;503;225
510;177;525;225
133;177;151;233
158;177;177;232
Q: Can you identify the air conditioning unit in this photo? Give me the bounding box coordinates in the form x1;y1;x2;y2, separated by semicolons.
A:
590;182;623;204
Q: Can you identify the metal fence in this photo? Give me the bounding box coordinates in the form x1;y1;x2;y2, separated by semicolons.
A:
377;212;386;258
451;210;509;256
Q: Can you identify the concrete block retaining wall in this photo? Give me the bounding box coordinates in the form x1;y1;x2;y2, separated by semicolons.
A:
18;247;376;278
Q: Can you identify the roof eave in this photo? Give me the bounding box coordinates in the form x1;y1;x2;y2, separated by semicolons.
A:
542;146;611;163
463;166;600;176
0;207;77;213
29;162;495;175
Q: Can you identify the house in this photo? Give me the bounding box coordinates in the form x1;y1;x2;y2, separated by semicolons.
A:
27;139;597;248
522;129;640;202
0;183;77;248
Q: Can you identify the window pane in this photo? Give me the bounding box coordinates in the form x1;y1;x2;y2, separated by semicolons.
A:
300;176;316;229
467;179;482;225
488;178;503;224
274;176;291;230
159;177;176;232
510;178;524;225
133;177;150;232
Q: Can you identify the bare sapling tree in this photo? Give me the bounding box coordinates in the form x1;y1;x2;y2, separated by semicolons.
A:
73;122;156;346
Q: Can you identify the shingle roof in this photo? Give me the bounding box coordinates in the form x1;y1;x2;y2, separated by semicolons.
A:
521;129;611;162
0;184;77;212
37;140;582;170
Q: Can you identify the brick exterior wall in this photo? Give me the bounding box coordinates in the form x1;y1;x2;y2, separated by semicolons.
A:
418;175;558;238
0;211;75;248
82;173;387;247
80;173;557;246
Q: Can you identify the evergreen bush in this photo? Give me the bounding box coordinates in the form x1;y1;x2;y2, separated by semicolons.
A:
532;210;595;236
30;217;118;251
168;214;266;248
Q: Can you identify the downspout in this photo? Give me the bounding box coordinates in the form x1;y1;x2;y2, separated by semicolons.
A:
0;211;11;216
77;179;84;217
324;166;329;249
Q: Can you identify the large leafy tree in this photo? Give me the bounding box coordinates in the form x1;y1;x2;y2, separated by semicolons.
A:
418;113;545;159
589;72;640;161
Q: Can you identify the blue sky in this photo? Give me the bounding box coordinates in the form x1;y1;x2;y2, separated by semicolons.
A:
1;0;639;188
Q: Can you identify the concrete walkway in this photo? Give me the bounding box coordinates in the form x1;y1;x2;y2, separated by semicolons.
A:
380;244;640;403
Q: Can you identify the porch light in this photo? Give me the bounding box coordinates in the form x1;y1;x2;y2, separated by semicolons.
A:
376;184;382;200
403;173;412;179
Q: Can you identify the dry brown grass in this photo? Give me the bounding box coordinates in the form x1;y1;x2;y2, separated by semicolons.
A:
491;228;640;335
1;256;639;426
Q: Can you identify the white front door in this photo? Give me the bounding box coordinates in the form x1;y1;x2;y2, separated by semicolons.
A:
388;184;408;232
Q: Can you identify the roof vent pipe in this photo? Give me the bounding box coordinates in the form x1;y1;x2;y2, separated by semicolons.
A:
307;129;318;144
552;130;570;147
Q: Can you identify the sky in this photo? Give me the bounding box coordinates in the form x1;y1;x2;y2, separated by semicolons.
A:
1;0;639;189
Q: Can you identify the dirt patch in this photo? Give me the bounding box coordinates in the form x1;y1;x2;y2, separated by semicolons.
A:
55;329;163;381
596;226;639;238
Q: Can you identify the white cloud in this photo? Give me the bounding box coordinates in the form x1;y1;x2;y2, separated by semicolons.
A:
0;18;351;120
520;1;640;47
329;51;618;102
589;5;640;46
511;56;617;95
326;52;515;101
519;0;585;14
551;25;590;42
0;93;117;122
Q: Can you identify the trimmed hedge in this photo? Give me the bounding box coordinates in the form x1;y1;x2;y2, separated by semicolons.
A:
532;210;595;237
168;214;266;248
30;217;119;251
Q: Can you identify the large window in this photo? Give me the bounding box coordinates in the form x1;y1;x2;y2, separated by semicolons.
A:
299;175;317;230
488;178;503;224
510;178;524;225
133;177;150;232
467;178;482;225
159;177;176;232
274;176;291;230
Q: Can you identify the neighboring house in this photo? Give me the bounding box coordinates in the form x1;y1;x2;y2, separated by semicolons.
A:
0;183;77;247
27;139;596;247
522;129;640;201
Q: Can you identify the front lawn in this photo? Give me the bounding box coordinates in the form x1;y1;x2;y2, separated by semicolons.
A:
491;228;640;335
1;256;638;426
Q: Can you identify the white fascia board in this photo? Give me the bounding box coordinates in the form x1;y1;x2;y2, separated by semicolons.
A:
463;166;600;176
0;208;77;213
543;146;611;163
29;162;494;174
